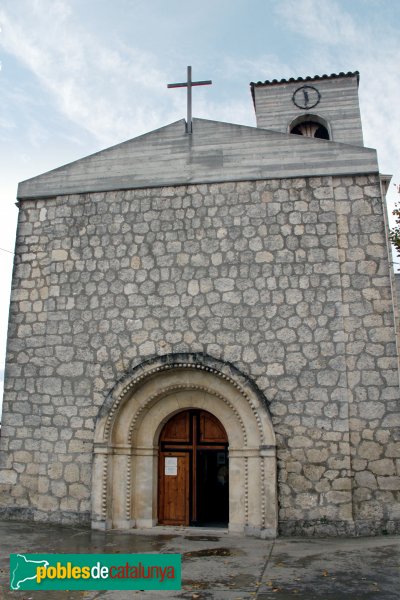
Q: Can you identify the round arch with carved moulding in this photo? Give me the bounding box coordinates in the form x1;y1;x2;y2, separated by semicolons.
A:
92;354;277;538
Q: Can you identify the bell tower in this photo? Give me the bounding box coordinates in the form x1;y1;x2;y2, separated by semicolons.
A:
250;71;363;146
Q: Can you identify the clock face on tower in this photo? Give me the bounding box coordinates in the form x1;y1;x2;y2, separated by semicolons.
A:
292;85;321;110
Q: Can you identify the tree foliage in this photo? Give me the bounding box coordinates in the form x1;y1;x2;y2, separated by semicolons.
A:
389;202;400;257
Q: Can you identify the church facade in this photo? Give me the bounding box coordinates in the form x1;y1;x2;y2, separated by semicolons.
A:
0;71;399;537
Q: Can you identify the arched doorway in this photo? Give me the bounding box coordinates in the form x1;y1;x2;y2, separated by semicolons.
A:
92;354;278;538
158;409;229;527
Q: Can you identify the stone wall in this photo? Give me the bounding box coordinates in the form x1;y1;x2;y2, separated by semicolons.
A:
0;173;399;534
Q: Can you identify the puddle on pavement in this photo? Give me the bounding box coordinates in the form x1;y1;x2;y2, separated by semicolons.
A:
178;591;214;600
183;536;220;542
227;573;257;588
183;572;256;592
0;520;179;555
183;580;210;589
183;547;234;558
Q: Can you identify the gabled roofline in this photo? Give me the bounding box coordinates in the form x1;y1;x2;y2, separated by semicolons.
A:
17;117;378;201
250;71;360;106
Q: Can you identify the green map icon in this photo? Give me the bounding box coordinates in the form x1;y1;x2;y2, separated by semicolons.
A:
10;554;49;590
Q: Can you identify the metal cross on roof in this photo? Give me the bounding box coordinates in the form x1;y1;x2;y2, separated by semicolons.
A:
167;66;212;135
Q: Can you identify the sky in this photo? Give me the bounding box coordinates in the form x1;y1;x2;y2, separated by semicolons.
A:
0;0;399;414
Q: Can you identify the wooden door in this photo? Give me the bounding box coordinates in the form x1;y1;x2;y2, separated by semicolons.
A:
158;451;189;525
158;410;228;526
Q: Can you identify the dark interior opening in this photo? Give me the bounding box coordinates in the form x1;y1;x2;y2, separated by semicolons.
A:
291;121;330;139
195;449;229;526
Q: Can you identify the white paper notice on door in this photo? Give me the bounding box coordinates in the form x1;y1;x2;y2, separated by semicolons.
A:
165;456;178;476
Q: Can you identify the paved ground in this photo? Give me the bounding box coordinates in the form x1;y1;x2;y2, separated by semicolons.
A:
0;521;399;599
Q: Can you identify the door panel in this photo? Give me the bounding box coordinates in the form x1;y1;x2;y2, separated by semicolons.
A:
158;452;189;525
160;411;191;443
199;411;227;443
